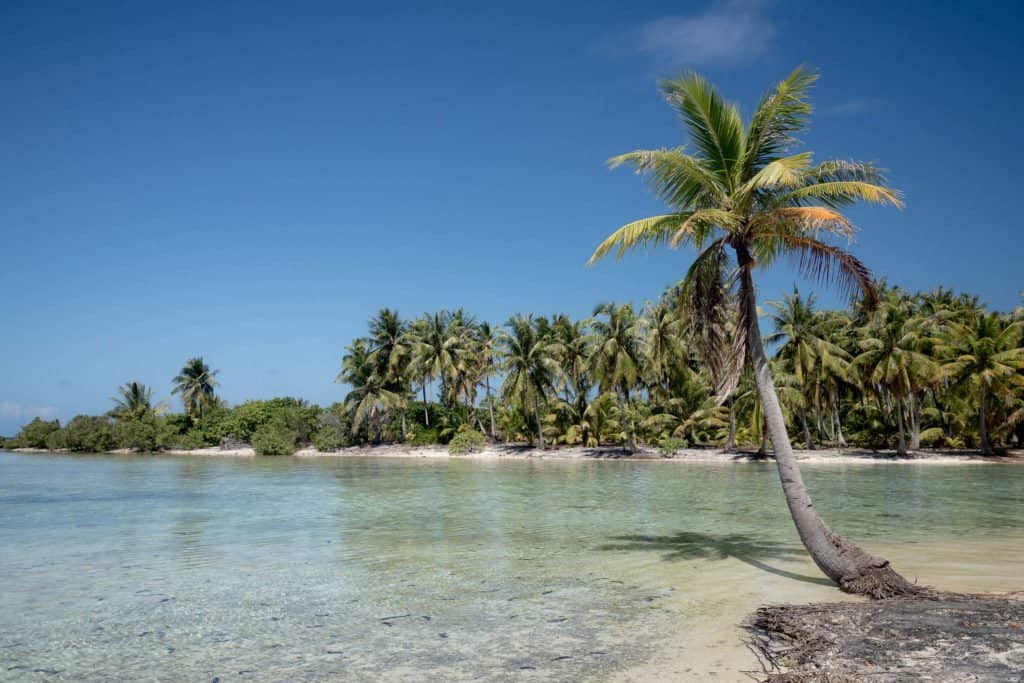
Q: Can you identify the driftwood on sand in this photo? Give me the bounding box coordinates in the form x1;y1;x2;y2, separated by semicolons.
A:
747;593;1024;682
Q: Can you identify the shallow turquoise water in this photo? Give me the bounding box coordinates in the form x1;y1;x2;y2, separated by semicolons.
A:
1;451;1022;681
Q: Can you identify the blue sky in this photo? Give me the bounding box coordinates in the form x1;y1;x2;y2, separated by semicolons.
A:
2;0;1022;432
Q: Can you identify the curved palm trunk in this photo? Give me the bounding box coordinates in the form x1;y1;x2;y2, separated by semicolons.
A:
737;247;921;598
979;387;993;456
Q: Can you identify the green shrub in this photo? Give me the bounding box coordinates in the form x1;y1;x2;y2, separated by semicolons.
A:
170;430;207;450
448;426;485;455
12;418;61;449
659;436;687;457
313;425;347;452
47;415;116;452
251;417;298;456
410;426;441;446
45;428;68;450
113;415;176;452
190;405;231;445
218;398;318;444
313;409;353;451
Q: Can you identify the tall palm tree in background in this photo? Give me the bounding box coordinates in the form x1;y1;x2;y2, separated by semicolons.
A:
500;315;559;448
448;309;480;424
767;289;821;449
812;309;856;448
172;357;219;419
552;314;596;446
367;308;411;437
589;67;919;597
368;308;411;385
590;302;644;452
854;294;936;454
338;338;402;441
940;312;1024;455
475;321;501;439
642;300;686;403
409;311;461;424
110;381;156;421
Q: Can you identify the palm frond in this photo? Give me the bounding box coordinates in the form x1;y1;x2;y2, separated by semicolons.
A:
608;148;725;208
668;208;738;247
781;181;904;209
753;206;857;240
736;152;813;197
808;159;890;184
762;234;878;305
679;238;742;401
744;66;817;175
660;72;745;190
588;214;690;263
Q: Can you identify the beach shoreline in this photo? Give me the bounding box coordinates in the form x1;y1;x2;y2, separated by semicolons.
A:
9;444;1022;464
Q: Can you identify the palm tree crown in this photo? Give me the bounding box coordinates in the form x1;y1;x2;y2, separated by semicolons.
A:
110;381;155;421
172;357;219;418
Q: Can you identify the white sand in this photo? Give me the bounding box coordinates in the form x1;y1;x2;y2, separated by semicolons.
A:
13;444;1022;463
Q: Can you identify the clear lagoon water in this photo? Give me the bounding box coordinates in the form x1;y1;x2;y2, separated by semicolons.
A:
1;450;1022;682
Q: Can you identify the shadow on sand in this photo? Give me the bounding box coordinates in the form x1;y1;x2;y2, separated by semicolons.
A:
599;531;835;587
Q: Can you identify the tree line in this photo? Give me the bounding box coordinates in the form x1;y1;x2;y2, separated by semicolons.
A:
5;282;1019;457
335;283;1024;455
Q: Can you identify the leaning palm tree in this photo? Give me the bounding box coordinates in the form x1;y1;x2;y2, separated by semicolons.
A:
589;67;919;597
110;381;155;421
172;357;219;419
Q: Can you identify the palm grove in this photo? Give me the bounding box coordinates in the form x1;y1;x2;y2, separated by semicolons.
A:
3;69;1023;592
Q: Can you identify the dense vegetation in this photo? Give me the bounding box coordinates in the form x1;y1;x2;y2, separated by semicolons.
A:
331;283;1023;455
4;285;1020;457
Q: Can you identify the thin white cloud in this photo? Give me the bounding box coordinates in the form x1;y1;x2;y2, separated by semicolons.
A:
0;401;59;420
630;0;775;68
825;97;883;116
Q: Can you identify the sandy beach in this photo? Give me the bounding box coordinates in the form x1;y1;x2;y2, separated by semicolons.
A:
15;444;1020;465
